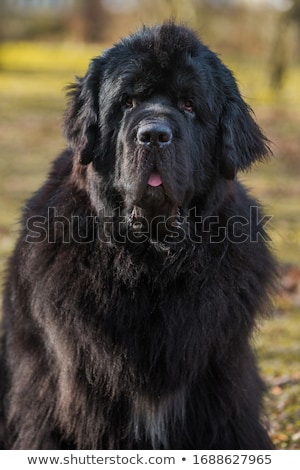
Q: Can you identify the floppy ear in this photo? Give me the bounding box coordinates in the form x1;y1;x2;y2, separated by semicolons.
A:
64;59;103;165
219;96;270;180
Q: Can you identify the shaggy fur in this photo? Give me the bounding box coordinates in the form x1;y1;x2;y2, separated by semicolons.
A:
0;23;275;450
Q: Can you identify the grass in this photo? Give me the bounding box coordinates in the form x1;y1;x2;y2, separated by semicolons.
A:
255;309;300;449
0;42;299;449
0;42;97;268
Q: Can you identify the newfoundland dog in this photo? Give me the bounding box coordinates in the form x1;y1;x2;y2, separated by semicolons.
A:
0;23;275;450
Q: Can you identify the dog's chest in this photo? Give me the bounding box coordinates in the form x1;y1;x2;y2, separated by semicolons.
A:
130;388;186;448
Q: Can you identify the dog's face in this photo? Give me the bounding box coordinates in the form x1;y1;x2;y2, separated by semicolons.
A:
116;95;195;221
65;23;269;230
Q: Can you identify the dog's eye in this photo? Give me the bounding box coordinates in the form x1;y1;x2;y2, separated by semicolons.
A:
125;96;134;109
184;99;194;113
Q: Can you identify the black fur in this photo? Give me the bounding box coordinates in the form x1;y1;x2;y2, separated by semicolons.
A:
0;23;275;450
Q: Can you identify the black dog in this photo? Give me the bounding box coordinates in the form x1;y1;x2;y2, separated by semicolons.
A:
0;23;275;449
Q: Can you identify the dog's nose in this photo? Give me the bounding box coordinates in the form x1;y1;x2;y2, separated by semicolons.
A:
137;123;172;147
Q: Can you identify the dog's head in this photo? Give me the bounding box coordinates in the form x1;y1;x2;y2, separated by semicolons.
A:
65;23;269;228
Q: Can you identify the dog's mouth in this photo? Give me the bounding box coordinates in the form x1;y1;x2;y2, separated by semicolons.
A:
129;203;183;241
135;167;176;210
147;170;163;188
126;168;182;239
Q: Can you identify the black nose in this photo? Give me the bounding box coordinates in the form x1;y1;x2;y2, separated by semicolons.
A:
137;123;172;147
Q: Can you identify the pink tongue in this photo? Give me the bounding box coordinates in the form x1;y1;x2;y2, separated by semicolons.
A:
148;171;162;187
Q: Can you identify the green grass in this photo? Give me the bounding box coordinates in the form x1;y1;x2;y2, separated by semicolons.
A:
255;310;300;449
0;42;299;449
0;42;102;268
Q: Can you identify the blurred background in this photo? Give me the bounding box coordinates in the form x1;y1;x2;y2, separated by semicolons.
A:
0;0;299;449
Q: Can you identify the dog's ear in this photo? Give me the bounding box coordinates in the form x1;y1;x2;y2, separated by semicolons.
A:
64;59;103;165
219;93;270;180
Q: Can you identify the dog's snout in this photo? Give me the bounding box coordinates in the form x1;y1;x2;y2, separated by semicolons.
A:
137;123;172;147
